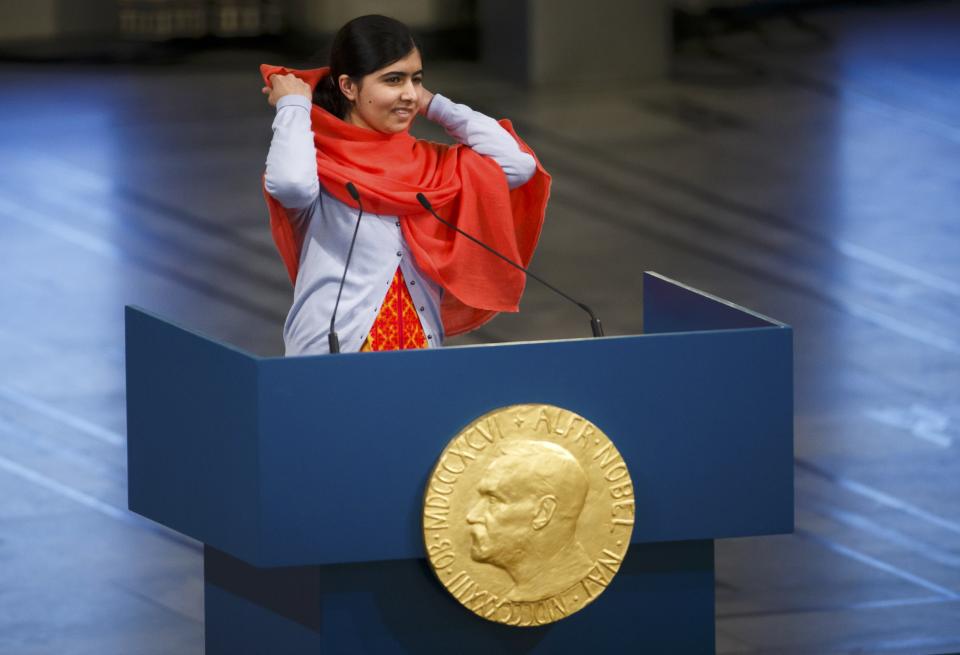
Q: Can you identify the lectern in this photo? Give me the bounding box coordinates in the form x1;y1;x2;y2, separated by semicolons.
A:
126;272;793;653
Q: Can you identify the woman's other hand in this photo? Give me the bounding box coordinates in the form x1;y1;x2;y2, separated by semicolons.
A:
418;87;435;116
262;73;312;107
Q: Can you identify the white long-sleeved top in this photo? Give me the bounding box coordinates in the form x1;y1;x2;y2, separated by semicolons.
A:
265;94;537;356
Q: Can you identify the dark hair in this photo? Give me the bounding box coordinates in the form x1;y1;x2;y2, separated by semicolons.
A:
314;15;421;119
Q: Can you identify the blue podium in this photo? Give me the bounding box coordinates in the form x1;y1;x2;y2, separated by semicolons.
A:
125;272;793;653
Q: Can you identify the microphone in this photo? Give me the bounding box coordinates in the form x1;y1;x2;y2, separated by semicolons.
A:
415;193;603;337
329;181;364;353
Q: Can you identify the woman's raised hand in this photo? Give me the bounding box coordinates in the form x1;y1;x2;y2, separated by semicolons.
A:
262;73;312;107
418;87;435;116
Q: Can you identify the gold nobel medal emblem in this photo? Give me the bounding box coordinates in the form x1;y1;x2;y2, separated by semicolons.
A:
422;404;635;626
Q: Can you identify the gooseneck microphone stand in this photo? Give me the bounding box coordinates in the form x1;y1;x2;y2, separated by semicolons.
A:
328;182;364;354
416;193;604;338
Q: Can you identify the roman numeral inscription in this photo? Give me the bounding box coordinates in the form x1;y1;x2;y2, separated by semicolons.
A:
445;571;572;626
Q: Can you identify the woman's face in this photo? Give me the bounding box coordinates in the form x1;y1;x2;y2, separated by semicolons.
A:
339;48;423;134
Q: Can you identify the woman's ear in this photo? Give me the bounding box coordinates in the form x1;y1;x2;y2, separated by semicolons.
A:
338;75;358;102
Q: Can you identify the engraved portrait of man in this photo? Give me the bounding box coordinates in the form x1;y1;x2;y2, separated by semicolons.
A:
465;440;593;602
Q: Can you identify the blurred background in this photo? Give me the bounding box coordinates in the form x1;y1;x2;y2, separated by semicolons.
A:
1;0;958;653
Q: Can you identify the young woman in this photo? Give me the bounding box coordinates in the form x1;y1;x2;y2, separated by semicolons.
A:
261;14;550;355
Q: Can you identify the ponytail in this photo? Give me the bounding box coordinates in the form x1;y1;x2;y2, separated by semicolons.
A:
313;74;350;119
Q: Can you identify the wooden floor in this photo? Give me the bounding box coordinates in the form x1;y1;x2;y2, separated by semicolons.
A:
1;2;958;653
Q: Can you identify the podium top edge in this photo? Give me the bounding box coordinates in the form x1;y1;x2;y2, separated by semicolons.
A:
643;271;789;328
125;305;789;364
125;305;260;361
258;326;789;362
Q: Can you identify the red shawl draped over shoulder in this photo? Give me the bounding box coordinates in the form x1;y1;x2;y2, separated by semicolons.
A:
260;64;551;337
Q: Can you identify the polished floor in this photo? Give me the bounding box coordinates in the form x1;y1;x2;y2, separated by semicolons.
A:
1;2;959;653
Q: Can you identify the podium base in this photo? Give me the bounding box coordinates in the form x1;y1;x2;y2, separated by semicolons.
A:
204;541;715;653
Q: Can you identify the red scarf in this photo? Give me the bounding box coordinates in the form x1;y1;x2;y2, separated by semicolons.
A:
260;64;551;337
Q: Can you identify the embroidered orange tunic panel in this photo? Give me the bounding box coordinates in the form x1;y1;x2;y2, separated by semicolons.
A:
361;267;428;352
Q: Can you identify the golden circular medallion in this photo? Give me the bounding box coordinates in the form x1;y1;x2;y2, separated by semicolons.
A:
422;404;635;626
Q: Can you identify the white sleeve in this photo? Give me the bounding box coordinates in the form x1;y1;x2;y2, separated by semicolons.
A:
426;94;537;190
264;95;320;209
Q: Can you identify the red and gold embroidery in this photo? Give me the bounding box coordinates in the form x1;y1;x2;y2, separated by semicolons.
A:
361;267;428;351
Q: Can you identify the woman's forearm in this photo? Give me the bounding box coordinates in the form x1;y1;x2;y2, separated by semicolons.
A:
426;94;537;189
264;95;320;209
